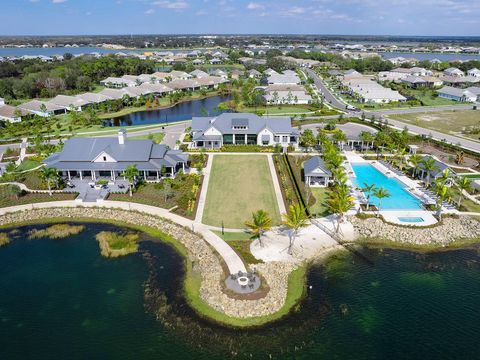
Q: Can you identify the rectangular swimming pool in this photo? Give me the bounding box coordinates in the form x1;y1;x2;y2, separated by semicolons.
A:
352;163;423;210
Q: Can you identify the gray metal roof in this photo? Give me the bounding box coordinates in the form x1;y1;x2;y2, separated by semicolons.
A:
191;113;295;137
44;135;187;171
303;156;332;177
418;156;455;177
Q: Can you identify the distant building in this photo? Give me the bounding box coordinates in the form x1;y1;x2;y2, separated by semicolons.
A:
443;67;464;77
437;86;479;102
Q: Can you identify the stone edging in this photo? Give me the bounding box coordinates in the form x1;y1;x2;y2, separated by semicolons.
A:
0;207;295;319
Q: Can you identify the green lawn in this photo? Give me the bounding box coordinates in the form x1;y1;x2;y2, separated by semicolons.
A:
309;187;331;216
202;155;281;228
130;132;165;143
239;104;315;114
211;230;252;241
390;110;480;140
15;159;42;172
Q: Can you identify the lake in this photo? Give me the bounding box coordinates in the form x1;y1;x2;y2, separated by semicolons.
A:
2;223;480;359
381;51;480;61
104;95;232;127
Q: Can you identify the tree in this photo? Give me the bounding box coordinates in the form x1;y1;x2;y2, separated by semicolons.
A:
409;153;421;177
455;177;471;209
122;165;139;197
361;183;377;211
332;130;347;150
420;157;438;187
359;131;374;152
299;129;316;151
3;184;22;200
40;167;58;196
244;210;272;247
282;204;309;255
433;180;451;221
326;184;355;233
373;187;390;214
159;180;175;203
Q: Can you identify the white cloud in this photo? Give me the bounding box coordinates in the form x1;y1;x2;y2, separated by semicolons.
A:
280;6;305;16
145;8;155;14
153;1;189;10
52;0;67;3
247;2;264;10
196;10;208;15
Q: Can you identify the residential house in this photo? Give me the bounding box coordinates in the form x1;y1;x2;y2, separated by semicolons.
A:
76;92;113;105
19;100;66;117
467;68;480;77
264;68;279;76
98;88;127;100
168;79;201;91
263;84;312;104
44;129;188;183
343;77;406;103
210;58;222;65
100;77;136;88
190;69;209;78
267;74;301;85
303;156;332;187
401;75;428;88
437;86;479;102
0;105;27;122
192;59;204;65
190;113;298;149
248;69;262;78
49;95;91;112
443;67;464;77
212;69;228;78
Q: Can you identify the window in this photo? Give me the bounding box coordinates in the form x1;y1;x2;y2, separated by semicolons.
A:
247;134;257;145
274;136;280;142
103;156;107;161
232;125;247;130
235;134;246;144
282;136;289;143
223;134;233;144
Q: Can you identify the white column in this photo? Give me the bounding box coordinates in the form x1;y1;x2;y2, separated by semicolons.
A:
79;171;83;180
171;167;174;177
156;171;160;181
143;171;147;180
67;171;71;181
182;162;185;172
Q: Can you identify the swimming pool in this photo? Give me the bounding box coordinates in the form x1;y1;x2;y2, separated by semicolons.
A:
352;163;423;210
398;217;424;223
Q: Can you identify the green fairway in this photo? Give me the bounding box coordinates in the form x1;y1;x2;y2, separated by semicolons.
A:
309;187;331;216
202;155;281;228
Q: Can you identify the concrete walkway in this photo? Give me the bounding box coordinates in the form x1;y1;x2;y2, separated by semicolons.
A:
267;154;287;215
195;153;214;223
15;138;28;166
0;200;247;274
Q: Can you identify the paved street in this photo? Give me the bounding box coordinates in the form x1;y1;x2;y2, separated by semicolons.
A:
304;69;480;153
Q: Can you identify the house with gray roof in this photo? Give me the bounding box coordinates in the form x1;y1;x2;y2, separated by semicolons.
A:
443;67;464;77
49;95;91;111
303;156;332;187
417;155;455;183
19;100;66;117
437;86;478;102
44;129;188;183
190;113;298;149
0;105;27;123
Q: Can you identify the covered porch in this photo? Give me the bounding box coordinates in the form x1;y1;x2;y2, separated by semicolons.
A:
306;175;330;187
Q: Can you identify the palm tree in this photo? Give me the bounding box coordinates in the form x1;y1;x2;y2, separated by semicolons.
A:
245;210;272;247
361;183;377;210
326;186;355;234
434;180;451;221
359;131;374;152
455;177;472;209
40;167;58;196
122;165;139;197
332;130;347;150
373;187;391;215
282;204;309;255
409;153;421;177
420;157;438;187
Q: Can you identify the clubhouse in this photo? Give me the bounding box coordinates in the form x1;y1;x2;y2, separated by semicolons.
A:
190;113;299;149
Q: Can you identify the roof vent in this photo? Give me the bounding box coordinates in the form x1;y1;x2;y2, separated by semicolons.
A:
118;128;127;145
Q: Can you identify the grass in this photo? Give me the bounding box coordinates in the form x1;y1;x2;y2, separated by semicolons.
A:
15;159;42;172
28;224;85;239
0;233;10;247
202;155;281;228
211;230;252;241
309;187;331;216
462;174;480;179
390;110;480;141
108;173;202;218
95;231;139;258
211;230;262;264
238;104;316;114
0;186;77;208
130;132;165;143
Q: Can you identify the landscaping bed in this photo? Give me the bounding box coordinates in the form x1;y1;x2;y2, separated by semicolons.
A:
0;187;77;208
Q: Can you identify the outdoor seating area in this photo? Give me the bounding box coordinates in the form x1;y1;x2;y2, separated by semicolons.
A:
225;270;261;294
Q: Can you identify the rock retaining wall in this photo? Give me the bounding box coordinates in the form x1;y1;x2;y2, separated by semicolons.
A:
351;216;480;245
0;208;296;319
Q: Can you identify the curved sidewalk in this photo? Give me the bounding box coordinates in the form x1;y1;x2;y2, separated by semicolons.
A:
0;200;247;275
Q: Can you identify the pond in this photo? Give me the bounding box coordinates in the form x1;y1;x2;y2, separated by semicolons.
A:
2;224;480;359
103;95;232;127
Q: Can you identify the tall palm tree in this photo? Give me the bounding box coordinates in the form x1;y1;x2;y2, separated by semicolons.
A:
420;157;438;187
434;180;451;221
122;165;139;197
245;210;272;247
326;187;355;234
332;130;347;150
40;167;58;196
361;183;377;211
282;204;309;255
455;177;471;209
409;153;421;177
359;131;374;152
373;187;391;215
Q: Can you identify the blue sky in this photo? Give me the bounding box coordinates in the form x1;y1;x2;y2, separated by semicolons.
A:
0;0;479;36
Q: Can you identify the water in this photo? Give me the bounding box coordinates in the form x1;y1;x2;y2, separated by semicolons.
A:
2;224;480;359
381;51;480;61
352;163;423;210
106;95;231;127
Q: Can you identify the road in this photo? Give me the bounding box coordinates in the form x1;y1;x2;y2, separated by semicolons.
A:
304;69;480;153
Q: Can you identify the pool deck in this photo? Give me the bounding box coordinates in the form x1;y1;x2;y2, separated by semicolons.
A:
344;152;458;227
